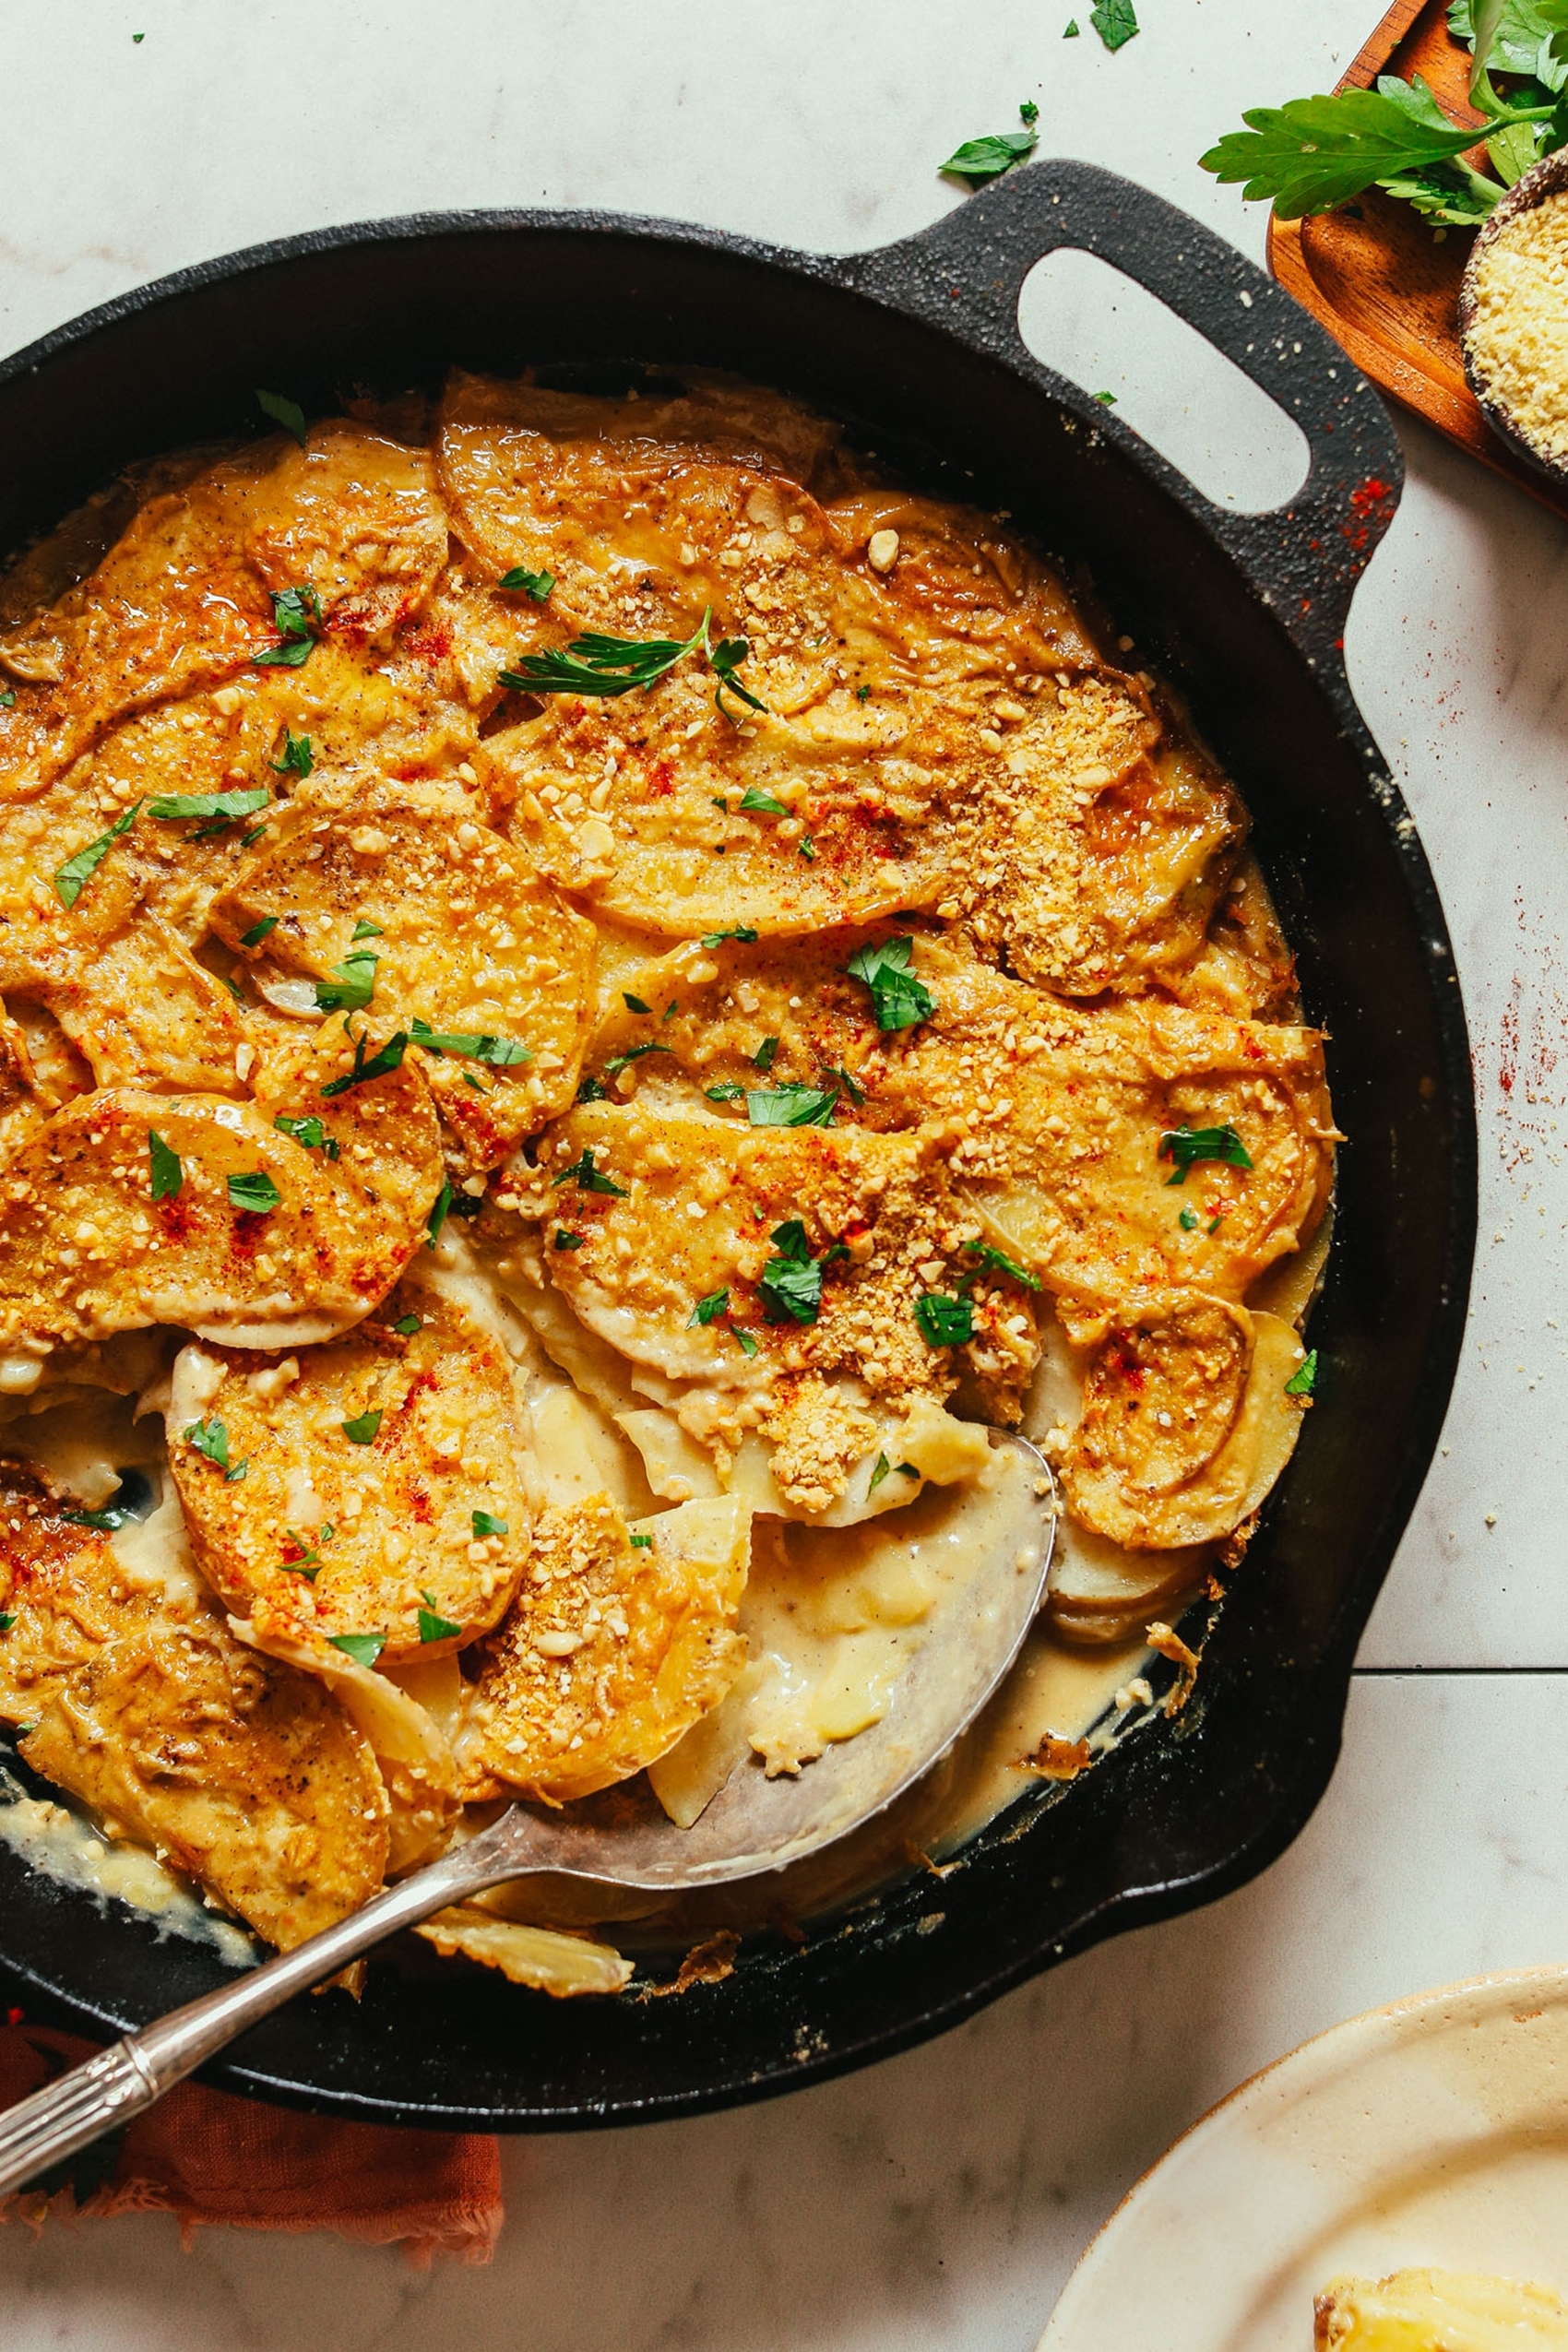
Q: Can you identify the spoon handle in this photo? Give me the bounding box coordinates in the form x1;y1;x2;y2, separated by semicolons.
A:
0;1817;530;2199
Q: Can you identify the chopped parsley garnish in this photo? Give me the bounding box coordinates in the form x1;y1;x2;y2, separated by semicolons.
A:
148;1129;183;1201
869;1452;891;1492
1091;0;1138;47
701;925;759;948
270;729;314;778
149;787;270;827
228;1170;281;1214
1285;1348;1318;1398
327;1631;386;1670
1158;1123;1253;1184
0;690;14;707
184;1418;246;1480
960;1241;1041;1290
847;936;935;1033
1094;390;1118;406
274;1111;339;1159
552;1147;627;1196
472;1509;508;1538
256;388;307;446
0;1613;12;1633
712;635;767;720
315;948;378;1015
623;993;653;1014
800;835;815;861
915;1292;975;1348
576;1075;609;1103
341;1409;382;1443
501;606;761;708
601;1042;671;1076
734;1328;759;1357
462;1071;487;1093
392;1313;422;1334
753;1036;779;1072
738;786;790;815
60;1503;137;1531
941;100;1040;184
409;1016;530;1065
553;1229;585;1250
240;915;279;948
689;1288;731;1327
747;1083;837;1127
1064;17;1080;31
498;564;554;600
706;1081;746;1102
759;1219;845;1326
320;1024;410;1096
418;1593;462;1643
629;1532;653;1549
254;584;322;668
220;974;246;1004
826;1063;866;1106
350;918;383;942
281;1528;327;1577
855;683;871;703
53;802;141;909
240;824;268;849
424;1181;481;1242
1178;1206;1199;1232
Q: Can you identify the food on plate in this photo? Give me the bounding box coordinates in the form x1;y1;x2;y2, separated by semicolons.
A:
0;369;1334;1992
1314;2266;1568;2348
1461;158;1568;480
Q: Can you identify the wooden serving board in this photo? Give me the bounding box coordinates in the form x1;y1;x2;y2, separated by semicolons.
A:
1265;0;1568;519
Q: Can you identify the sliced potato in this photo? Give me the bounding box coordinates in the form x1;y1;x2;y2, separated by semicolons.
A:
414;1905;632;1996
44;916;253;1095
454;1491;749;1802
166;1277;531;1666
0;424;448;790
1063;1301;1307;1549
19;1621;388;1949
210;774;596;1158
0;1461;176;1723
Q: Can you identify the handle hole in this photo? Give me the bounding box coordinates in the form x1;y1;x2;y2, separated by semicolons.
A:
1016;249;1310;515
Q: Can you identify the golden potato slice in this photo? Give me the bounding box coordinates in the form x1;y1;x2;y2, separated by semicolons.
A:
414;1907;633;1996
209;776;596;1159
1063;1299;1307;1548
0;1005;49;1165
0;1460;172;1723
19;1622;388;1949
0;424;448;791
0;1044;440;1358
42;915;252;1095
454;1491;749;1803
166;1276;532;1666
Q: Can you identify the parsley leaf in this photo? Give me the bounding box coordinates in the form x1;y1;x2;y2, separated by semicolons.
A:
961;1240;1041;1290
254;584;322;668
472;1509;508;1538
941;99;1040;184
350;918;383;942
705;1080;746;1102
747;1084;837;1127
916;1292;975;1347
341;1409;382;1443
498;564;554;600
623;993;652;1014
406;1017;532;1065
418;1593;462;1642
228;1170;281;1214
1285;1348;1319;1398
1091;0;1139;47
602;1041;671;1076
754;1037;779;1071
1064;17;1080;31
240;915;279;948
553;1229;584;1250
1020;98;1039;125
184;1418;246;1480
1199;77;1517;219
738;786;790;815
53;802;141;909
629;1532;653;1549
273;1111;339;1160
256;388;307;446
426;1180;455;1246
148;1129;183;1201
552;1147;628;1196
869;1452;892;1492
502;610;710;699
149;787;270;827
327;1631;386;1670
59;1503;137;1531
757;1219;844;1327
270;728;313;778
1158;1123;1253;1183
689;1288;731;1326
711;635;767;719
847;935;935;1032
701;925;759;947
320;1024;410;1097
1094;389;1118;405
734;1327;759;1357
0;690;14;707
315;949;377;1015
392;1312;422;1334
1179;1205;1199;1232
576;1075;609;1103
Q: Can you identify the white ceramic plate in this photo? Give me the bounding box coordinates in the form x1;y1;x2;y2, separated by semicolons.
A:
1039;1967;1568;2351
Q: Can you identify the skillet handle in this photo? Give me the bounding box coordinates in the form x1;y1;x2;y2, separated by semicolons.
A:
841;160;1402;671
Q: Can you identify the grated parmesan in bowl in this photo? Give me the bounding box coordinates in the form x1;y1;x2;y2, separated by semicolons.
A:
1462;150;1568;479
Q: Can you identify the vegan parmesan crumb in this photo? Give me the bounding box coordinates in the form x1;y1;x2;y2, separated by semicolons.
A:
1466;189;1568;464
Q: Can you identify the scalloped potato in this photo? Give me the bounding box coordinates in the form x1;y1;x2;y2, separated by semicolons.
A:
0;376;1334;1990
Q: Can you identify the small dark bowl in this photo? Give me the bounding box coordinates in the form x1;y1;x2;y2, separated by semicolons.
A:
1461;147;1568;483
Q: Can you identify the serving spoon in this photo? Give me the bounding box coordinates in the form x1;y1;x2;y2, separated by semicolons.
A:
0;1435;1054;2192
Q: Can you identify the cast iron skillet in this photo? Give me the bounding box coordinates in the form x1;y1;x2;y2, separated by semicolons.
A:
0;162;1475;2130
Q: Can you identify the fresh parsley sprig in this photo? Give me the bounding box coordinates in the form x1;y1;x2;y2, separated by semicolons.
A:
255;585;322;668
499;605;764;713
1158;1123;1253;1184
848;936;935;1032
53;802;141;909
941;100;1041;185
758;1219;847;1327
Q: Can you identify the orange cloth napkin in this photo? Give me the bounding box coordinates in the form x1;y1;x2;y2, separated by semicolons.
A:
0;2018;503;2262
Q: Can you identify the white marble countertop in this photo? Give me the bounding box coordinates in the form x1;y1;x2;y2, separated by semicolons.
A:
5;2;1565;2345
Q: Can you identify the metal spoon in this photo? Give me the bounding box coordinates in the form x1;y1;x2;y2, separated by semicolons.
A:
0;1435;1054;2192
